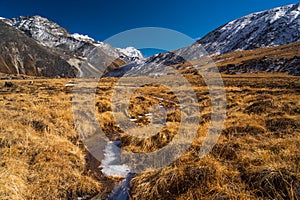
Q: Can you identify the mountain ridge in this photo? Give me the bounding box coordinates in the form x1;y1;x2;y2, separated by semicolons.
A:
196;3;300;55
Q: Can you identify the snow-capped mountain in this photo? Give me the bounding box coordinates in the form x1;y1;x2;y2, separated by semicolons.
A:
0;15;143;77
116;47;143;59
0;3;299;78
106;3;300;77
8;16;142;58
106;43;204;77
8;16;137;52
8;16;70;48
196;3;300;55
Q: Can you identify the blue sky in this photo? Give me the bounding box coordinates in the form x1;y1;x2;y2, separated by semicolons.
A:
0;0;298;56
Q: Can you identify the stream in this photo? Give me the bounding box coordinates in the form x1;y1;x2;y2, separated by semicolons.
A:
100;140;135;200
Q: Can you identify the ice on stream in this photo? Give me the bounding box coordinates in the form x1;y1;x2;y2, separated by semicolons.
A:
100;141;132;177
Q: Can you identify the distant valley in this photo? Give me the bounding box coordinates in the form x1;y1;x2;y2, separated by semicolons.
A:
0;3;299;78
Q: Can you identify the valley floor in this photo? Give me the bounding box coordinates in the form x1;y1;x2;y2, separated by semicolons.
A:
0;73;299;199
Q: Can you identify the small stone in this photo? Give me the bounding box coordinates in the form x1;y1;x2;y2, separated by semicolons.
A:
4;82;13;87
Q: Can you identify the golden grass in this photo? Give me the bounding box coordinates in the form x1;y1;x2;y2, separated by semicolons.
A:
0;72;299;199
212;41;300;67
101;74;299;200
174;41;300;76
0;79;101;199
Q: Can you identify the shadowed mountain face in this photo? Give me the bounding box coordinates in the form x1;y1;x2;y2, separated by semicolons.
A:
0;21;77;77
0;15;143;78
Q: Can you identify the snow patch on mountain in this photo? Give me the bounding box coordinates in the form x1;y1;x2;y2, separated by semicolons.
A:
117;47;143;59
71;33;95;42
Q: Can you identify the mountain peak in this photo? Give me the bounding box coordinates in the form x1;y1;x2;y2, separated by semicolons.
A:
197;3;300;55
5;15;143;60
117;47;143;59
9;15;69;48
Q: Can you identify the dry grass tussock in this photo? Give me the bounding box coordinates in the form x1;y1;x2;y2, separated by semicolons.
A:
0;79;103;199
0;73;299;199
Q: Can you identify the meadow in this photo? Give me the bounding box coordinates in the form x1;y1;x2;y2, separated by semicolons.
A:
0;72;299;199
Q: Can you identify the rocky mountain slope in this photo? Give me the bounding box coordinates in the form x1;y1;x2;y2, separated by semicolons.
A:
0;15;143;77
212;41;300;75
0;20;77;77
